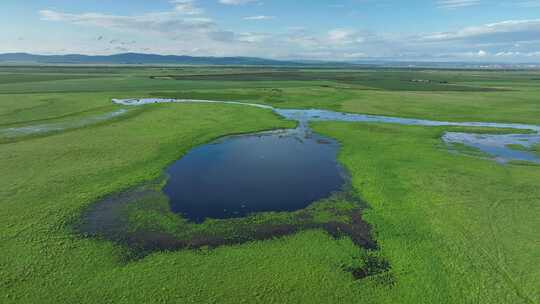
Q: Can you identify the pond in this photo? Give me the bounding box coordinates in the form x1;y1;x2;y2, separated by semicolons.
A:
163;125;346;222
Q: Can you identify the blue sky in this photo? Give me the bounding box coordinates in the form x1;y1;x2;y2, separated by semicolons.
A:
2;0;540;62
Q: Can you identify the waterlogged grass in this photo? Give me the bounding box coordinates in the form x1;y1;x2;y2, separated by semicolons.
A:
506;143;540;155
0;108;140;144
312;122;540;303
440;126;536;135
533;143;540;154
77;178;373;248
506;144;529;152
77;182;372;256
506;160;540;166
446;142;491;158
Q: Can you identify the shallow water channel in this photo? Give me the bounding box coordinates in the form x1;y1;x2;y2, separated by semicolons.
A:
0;109;129;140
114;98;540;221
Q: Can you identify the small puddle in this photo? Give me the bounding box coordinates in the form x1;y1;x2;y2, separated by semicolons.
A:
442;132;540;163
164;124;345;222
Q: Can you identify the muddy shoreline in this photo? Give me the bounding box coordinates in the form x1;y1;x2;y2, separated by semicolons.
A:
75;181;388;280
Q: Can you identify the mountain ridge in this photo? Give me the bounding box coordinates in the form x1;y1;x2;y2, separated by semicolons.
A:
1;53;538;69
0;52;305;66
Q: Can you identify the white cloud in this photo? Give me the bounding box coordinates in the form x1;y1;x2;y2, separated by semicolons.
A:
171;0;203;15
437;0;481;9
342;52;368;58
526;51;540;57
243;15;274;20
39;10;215;37
237;32;269;43
328;30;352;42
421;19;540;43
33;4;540;62
495;51;520;57
495;51;540;57
477;49;488;57
219;0;258;5
513;1;540;7
327;29;364;45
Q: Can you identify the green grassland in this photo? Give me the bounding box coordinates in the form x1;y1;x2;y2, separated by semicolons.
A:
312;122;539;303
1;67;539;125
1;66;539;303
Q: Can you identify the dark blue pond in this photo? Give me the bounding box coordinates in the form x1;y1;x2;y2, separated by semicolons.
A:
163;126;346;223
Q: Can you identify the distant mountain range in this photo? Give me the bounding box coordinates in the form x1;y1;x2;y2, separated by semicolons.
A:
0;53;304;66
0;53;538;69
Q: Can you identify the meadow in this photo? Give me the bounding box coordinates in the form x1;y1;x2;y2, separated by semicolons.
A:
0;66;539;303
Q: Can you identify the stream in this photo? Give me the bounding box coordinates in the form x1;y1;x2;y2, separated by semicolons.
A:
112;98;540;221
114;98;540;164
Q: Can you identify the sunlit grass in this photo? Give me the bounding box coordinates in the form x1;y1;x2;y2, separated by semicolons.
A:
1;66;539;303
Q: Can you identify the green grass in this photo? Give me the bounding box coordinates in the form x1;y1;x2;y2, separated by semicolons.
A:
506;143;540;155
312;122;540;303
151;70;506;91
1;66;539;303
506;144;529;151
339;89;540;125
1;67;539;124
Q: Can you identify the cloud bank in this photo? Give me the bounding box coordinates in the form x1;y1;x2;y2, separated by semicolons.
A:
31;1;540;62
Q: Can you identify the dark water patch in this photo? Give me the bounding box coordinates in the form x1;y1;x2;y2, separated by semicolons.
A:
76;185;163;243
323;212;378;250
344;254;394;285
163;126;346;222
350;255;391;279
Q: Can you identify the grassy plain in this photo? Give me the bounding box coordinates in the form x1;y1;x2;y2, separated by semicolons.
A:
1;66;539;303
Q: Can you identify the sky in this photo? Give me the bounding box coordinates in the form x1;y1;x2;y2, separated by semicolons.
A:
1;0;540;62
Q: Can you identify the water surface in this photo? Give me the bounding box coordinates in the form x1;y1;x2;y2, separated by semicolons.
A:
163;126;345;222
